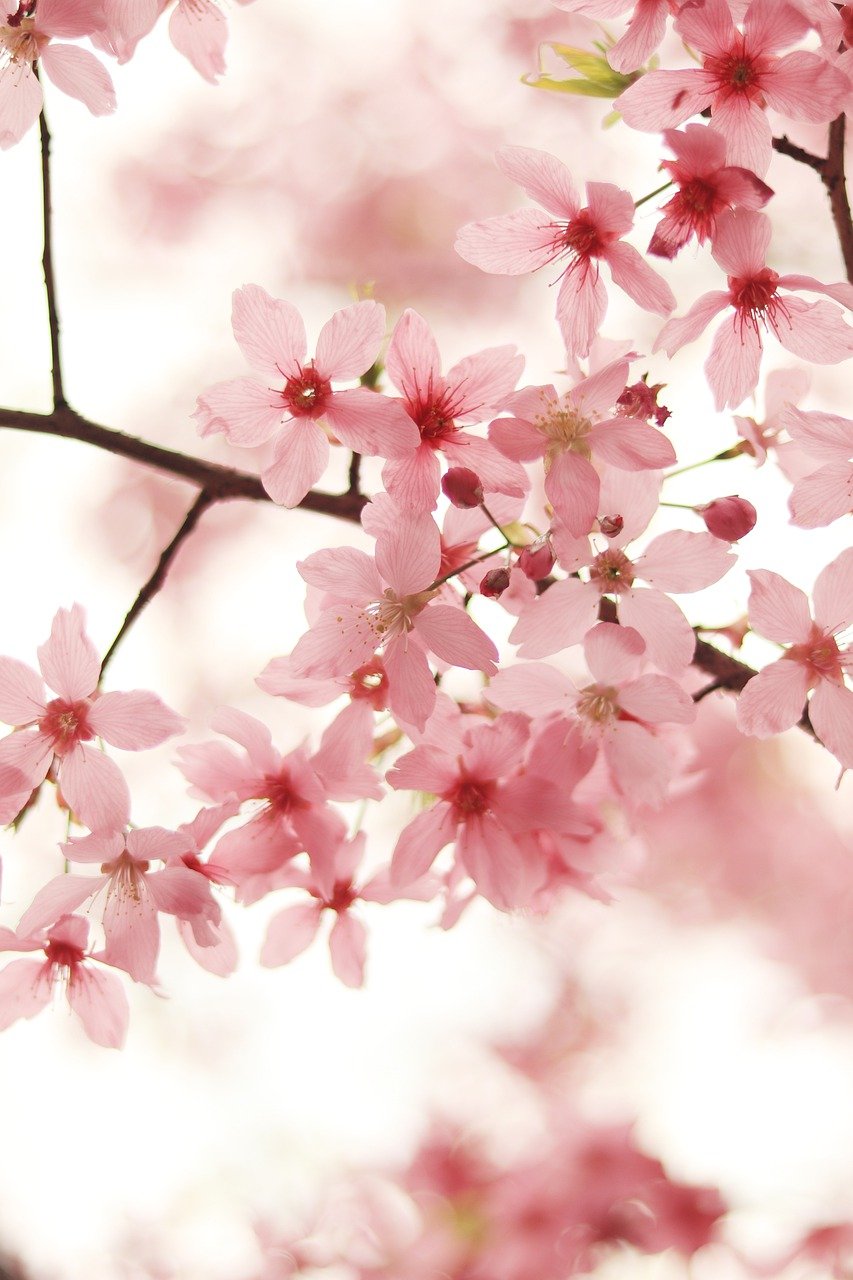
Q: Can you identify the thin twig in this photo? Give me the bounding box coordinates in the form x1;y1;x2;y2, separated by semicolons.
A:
823;114;853;283
100;489;216;677
37;93;65;410
771;133;825;174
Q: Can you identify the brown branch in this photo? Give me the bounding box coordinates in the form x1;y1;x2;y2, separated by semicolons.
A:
100;488;216;677
37;94;65;410
771;133;825;174
823;114;853;283
0;404;367;522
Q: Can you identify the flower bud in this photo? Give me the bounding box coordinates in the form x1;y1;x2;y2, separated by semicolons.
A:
696;496;756;542
480;567;511;598
517;536;555;580
598;514;623;538
442;467;484;509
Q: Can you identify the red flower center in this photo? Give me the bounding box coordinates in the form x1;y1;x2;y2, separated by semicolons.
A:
450;777;494;816
706;40;769;104
282;365;332;418
38;698;94;757
728;268;786;335
348;659;389;710
589;549;635;595
562;211;604;260
787;630;844;683
325;879;357;912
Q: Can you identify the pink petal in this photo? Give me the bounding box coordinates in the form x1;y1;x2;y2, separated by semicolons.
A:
0;62;43;149
0;959;51;1030
40;43;116;115
653;291;730;357
705;313;762;411
604;721;673;809
764;50;848;123
314;300;385;381
789;463;853;529
604;241;676;316
772;297;853;366
0;658;45;726
375;515;441;595
608;0;667;71
17;874;104;937
457;814;522;910
544;450;600;536
390;803;456;885
464;713;529;780
619;588;695;672
742;0;807;51
736;659;811;736
710;95;771;177
443;435;527;499
289;605;381;680
809;680;853;771
323;388;420;458
261;418;329;507
328;912;367;988
260;901;324;967
496;145;580;218
59;744;131;833
619;674;696;724
510;578;600;659
102;885;160;982
146;866;218;922
298;546;380;602
382;446;442;512
178;916;239;977
486;662;575;716
455;209;559;275
312;702;381;803
384;636;437;732
812;548;853;635
0;728;53;791
66;965;129;1049
635;530;734;592
169;0;226;83
747;568;813;642
583;621;645;684
35;0;106;38
387;744;460;796
38;605;99;701
88;690;186;749
590;418;675;471
209;705;280;773
489;414;546;463
711;208;771;276
556;264;607;359
617;69;712;131
445;346;525;420
386;310;441;403
230;285;306;378
414;605;498;674
780;406;853;461
193;376;285;446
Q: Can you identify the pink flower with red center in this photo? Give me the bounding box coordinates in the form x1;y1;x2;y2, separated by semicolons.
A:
0;0;116;149
736;549;853;770
387;713;594;910
551;1;683;73
17;827;219;984
778;405;853;529
489;358;675;537
166;804;240;976
260;832;437;988
288;512;499;732
455;146;676;359
617;0;849;178
488;623;696;809
381;308;527;511
193;286;419;507
647;124;772;260
0;604;186;833
654;209;853;410
509;525;734;673
0;914;129;1048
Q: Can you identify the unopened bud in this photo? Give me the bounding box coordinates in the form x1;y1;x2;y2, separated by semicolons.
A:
442;467;484;509
480;567;511;598
697;496;757;542
598;514;624;538
517;536;556;580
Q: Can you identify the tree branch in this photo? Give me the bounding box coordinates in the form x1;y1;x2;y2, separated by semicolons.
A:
0;404;367;522
38;96;65;410
100;488;216;677
823;114;853;283
771;133;825;174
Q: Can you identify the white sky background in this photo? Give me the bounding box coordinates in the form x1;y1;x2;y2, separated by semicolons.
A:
0;2;853;1278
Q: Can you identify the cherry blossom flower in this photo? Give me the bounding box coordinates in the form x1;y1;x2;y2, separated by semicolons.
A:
260;832;436;988
509;526;734;672
488;623;696;808
654;209;853;410
617;0;849;178
778;405;853;529
0;0;116;149
551;0;682;74
381;308;527;511
288;512;498;732
193;287;419;507
0;605;186;832
388;712;595;909
647;124;772;260
167;804;240;976
736;549;853;770
0;914;129;1048
455;146;675;358
489;358;675;536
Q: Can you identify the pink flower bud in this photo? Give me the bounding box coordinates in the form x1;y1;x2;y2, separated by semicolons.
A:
696;496;757;542
517;536;555;580
480;567;511;598
599;514;624;538
442;467;484;509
